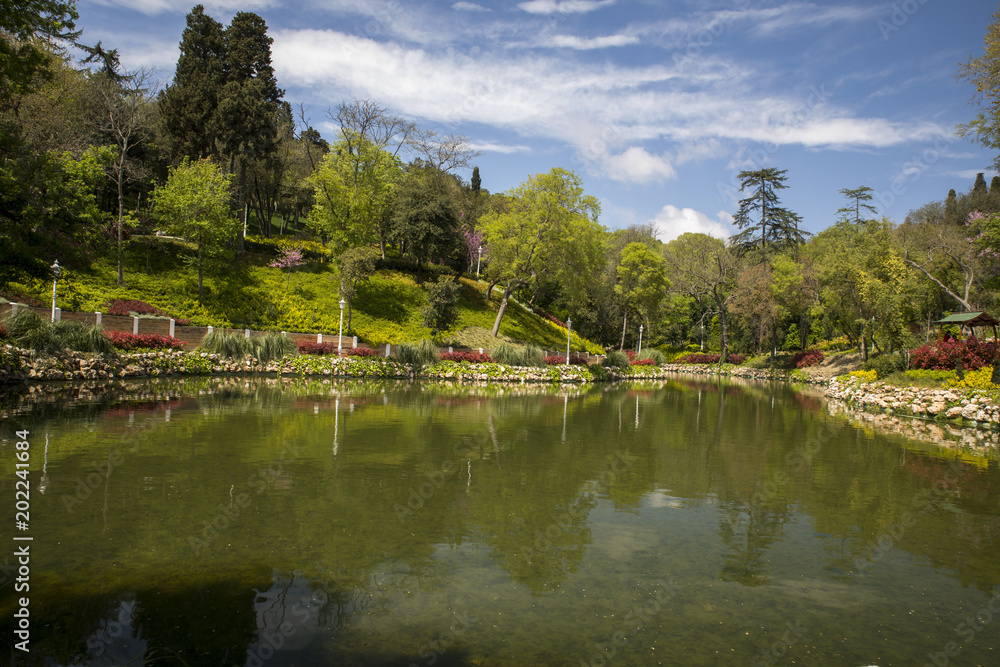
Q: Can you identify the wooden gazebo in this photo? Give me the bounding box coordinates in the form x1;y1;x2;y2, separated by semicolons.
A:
935;311;1000;341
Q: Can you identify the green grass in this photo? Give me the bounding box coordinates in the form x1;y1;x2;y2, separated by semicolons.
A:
7;241;604;352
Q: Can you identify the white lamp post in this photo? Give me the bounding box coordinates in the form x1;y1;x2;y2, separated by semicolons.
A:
476;245;482;278
338;298;346;355
566;316;572;363
638;324;644;356
50;260;61;322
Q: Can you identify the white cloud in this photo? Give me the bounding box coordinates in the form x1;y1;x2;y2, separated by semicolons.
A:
517;0;615;15
651;206;733;242
452;1;489;11
88;0;276;14
540;34;639;49
600;147;676;183
469;141;532;154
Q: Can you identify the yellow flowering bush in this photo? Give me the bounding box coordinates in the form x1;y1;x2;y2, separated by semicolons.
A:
849;369;878;382
948;366;998;390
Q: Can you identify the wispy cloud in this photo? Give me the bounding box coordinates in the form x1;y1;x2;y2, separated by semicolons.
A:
469;141;532;154
452;1;490;11
517;0;616;15
651;205;733;242
88;0;277;14
537;33;639;49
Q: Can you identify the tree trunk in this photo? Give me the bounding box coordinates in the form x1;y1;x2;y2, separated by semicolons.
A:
716;292;729;360
492;283;513;337
197;241;204;301
117;177;124;286
620;308;628;351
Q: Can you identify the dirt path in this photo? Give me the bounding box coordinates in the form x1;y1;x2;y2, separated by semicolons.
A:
804;352;862;381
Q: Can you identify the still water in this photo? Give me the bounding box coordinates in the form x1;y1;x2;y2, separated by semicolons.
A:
2;376;1000;666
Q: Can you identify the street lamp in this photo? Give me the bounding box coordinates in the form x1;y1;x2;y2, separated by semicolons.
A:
50;260;61;322
476;245;482;278
638;324;644;356
566;316;572;363
338;298;346;355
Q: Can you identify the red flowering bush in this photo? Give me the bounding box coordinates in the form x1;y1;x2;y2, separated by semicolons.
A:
682;353;721;364
0;323;6;340
0;290;43;308
298;341;339;355
105;299;190;325
792;349;824;368
908;339;998;371
544;355;588;365
624;349;637;361
631;358;655;366
725;354;746;365
348;347;380;357
106;331;186;352
441;351;493;363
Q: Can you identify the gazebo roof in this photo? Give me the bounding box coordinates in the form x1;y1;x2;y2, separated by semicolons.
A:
935;311;1000;327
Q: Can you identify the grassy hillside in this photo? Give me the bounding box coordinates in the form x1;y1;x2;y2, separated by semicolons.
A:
7;237;603;352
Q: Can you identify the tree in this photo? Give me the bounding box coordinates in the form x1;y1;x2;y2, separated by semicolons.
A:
957;7;1000;171
392;163;461;270
337;246;379;332
157;5;227;161
479;168;601;337
269;246;304;289
153;159;236;300
898;212;982;312
471;166;481;195
0;0;80;108
614;242;669;350
308;137;401;255
663;233;739;359
92;61;157;285
332;98;415;159
422;276;460;334
972;172;990;212
410;129;481;173
837;186;877;225
945;189;961;225
731;168;806;253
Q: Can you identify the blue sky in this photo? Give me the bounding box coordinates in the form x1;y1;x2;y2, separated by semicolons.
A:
76;0;999;241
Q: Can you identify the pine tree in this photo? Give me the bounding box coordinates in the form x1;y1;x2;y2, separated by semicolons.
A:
972;172;990;213
471;166;481;195
836;186;877;224
732;168;806;253
990;176;1000;213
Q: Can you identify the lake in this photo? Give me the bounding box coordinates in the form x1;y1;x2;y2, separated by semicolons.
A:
2;375;999;666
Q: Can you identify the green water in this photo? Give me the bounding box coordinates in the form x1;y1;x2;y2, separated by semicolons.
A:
2;376;1000;666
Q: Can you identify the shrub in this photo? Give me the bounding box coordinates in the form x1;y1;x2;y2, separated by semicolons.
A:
849;369;878;382
421;276;460;333
602;350;630;370
815;336;851;352
631;358;655;366
792;349;824;368
682;353;721;364
492;342;546;367
105;299;189;325
107;331;185;352
0;323;5;340
394;338;439;372
441;351;493;363
725;353;746;365
298;341;339;355
200;330;252;359
348;347;381;357
948;366;998;390
0;290;43;308
544;355;587;365
251;332;297;364
909;339;999;371
638;349;667;365
862;352;907;379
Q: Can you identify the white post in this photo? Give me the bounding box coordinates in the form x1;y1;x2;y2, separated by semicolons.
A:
353;336;358;348
638;324;644;356
566;317;572;363
477;245;482;278
386;344;391;357
133;317;139;335
338;298;345;355
245;329;250;339
318;333;323;344
50;259;60;322
207;325;214;335
9;303;16;316
169;319;175;338
53;308;61;322
95;312;102;325
449;346;453;353
479;348;483;355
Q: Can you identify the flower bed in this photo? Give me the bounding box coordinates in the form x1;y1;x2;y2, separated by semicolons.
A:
441;351;493;363
909;339;999;371
106;331;185;352
792;349;824;368
544;355;587;365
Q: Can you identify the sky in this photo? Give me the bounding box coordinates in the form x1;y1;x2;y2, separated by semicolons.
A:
74;0;1000;242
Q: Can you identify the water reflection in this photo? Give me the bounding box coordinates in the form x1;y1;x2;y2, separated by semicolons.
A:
3;376;1000;665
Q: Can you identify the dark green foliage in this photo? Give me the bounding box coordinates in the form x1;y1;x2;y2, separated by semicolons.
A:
471;166;481;194
392;164;461;268
732;168;807;252
491;342;545;367
944;189;960;225
200;329;295;363
0;0;80;105
2;310;114;355
862;352;908;379
421;276;459;333
393;338;438;373
638;348;667;365
602;350;630;369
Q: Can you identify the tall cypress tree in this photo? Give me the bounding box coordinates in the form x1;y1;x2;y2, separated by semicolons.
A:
972;172;990;213
158;5;226;161
944;188;960;225
471;166;481;195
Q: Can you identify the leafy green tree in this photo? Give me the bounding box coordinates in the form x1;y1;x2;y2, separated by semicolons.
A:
663;233;738;359
153;158;236;300
945;188;961;225
837;186;877;225
972;172;990;213
732;168;806;253
614;242;669;349
308;137;402;254
0;0;80;108
422;276;460;334
392;163;462;270
958;7;1000;171
479;168;601;337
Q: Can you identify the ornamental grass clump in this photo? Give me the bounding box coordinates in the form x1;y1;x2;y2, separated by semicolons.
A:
251;332;297;364
638;349;667;365
602;350;630;370
491;342;545;367
394;338;439;374
2;310;113;355
200;330;251;359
